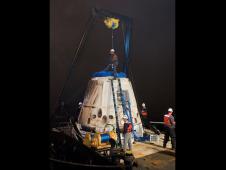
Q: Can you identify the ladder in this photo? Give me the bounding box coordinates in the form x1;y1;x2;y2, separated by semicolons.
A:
117;78;137;139
117;78;130;120
110;72;139;147
110;79;122;147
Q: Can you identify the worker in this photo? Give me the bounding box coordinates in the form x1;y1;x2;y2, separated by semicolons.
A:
78;102;82;110
163;108;176;150
104;49;119;77
123;115;133;152
74;101;83;121
141;103;147;115
141;102;148;127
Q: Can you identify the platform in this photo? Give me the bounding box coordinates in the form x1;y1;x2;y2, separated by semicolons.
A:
132;134;175;170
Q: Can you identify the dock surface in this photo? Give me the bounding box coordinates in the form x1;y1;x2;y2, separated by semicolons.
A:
132;134;175;170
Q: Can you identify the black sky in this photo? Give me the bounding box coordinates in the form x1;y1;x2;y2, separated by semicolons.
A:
50;0;175;121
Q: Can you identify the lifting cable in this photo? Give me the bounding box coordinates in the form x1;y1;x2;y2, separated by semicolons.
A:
52;14;96;114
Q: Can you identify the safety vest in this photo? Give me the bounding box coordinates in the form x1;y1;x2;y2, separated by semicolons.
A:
124;123;132;133
164;114;171;126
141;110;148;117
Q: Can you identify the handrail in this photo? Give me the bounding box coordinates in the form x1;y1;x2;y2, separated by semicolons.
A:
150;121;164;124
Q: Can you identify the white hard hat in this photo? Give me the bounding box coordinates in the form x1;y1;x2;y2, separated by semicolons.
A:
123;115;128;119
142;103;146;107
110;49;115;53
168;108;173;112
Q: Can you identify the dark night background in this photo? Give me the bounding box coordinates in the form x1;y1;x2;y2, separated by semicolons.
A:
1;1;221;169
50;0;175;122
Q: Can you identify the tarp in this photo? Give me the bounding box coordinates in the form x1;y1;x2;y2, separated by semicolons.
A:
91;71;127;78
